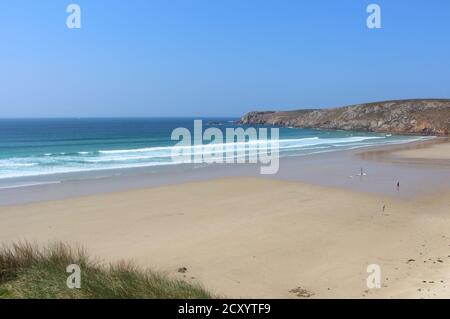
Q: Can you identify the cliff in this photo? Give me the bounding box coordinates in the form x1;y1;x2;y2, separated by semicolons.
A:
239;99;450;135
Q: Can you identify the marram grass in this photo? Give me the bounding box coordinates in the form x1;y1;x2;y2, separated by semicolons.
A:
0;242;213;299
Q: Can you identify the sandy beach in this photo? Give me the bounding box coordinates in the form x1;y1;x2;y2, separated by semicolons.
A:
393;139;450;160
1;140;450;298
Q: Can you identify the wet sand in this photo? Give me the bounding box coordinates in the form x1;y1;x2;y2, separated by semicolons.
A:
1;140;450;298
392;139;450;160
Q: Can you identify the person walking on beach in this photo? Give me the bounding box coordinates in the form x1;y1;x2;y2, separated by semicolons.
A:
397;181;400;192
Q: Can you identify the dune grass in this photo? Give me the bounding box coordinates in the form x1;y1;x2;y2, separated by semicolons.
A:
0;242;213;299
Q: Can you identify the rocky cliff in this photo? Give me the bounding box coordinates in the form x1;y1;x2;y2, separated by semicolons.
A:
239;99;450;135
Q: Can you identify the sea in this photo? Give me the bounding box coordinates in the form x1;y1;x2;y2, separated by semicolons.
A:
0;118;428;188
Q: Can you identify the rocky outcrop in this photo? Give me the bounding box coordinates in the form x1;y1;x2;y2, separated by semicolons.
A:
239;99;450;135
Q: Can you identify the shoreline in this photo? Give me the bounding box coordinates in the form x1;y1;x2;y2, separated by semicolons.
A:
0;137;446;206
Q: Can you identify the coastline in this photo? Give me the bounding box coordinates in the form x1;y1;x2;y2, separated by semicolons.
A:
0;137;446;206
0;138;449;298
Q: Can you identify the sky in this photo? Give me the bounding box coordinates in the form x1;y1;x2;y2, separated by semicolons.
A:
1;0;450;117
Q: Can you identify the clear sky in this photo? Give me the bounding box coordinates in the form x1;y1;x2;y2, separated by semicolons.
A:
1;0;450;117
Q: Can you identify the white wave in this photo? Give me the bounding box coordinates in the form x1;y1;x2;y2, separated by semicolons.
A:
0;181;61;190
0;162;38;168
78;136;388;164
84;154;170;163
0;160;182;179
99;146;170;154
97;136;386;155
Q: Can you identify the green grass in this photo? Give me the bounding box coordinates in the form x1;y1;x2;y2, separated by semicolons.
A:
0;242;213;299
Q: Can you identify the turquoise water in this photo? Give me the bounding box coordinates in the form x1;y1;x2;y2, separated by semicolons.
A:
0;118;426;181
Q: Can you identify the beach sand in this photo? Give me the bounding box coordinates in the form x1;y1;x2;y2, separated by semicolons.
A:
1;141;450;298
393;139;450;160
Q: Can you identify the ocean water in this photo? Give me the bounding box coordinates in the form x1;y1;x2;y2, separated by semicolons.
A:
0;118;427;186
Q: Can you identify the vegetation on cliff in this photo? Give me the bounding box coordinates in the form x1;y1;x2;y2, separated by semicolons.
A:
240;99;450;135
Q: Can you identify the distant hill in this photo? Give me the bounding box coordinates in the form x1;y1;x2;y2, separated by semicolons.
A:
239;99;450;135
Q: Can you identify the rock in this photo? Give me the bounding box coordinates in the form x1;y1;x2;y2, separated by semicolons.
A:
178;267;188;273
289;287;314;298
239;99;450;135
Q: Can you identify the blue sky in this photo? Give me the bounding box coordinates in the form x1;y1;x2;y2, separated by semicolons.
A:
1;0;449;117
